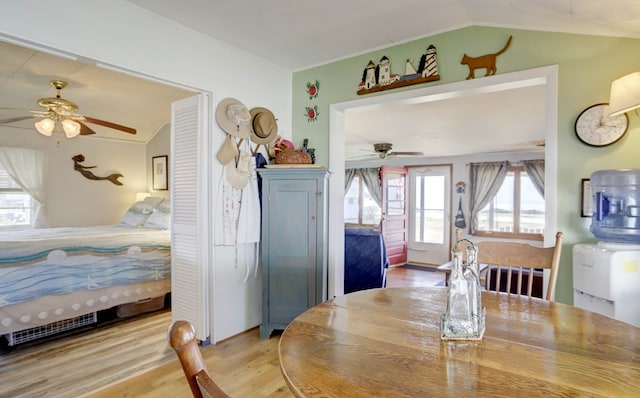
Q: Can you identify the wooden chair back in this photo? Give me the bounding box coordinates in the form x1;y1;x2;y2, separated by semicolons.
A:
168;320;230;398
454;229;564;301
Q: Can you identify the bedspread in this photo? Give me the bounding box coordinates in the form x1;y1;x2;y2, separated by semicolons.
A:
0;225;171;335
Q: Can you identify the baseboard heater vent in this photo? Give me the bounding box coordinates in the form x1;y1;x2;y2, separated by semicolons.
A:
7;312;97;346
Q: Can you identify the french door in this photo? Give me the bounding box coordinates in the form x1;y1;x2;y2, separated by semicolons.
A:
408;165;452;265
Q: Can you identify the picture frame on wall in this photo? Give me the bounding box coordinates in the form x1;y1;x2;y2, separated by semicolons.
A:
152;155;168;191
581;178;592;218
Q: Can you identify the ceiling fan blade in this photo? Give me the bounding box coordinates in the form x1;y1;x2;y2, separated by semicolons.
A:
390;151;424;156
0;115;38;124
348;154;379;161
84;116;136;135
78;121;97;135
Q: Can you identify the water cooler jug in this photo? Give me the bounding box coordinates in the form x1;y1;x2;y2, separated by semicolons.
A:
573;169;640;327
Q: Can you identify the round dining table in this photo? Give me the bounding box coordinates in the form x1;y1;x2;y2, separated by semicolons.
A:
278;287;640;397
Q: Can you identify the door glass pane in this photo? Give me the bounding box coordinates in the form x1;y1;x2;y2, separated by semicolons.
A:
386;173;405;216
478;172;514;232
415;175;444;244
519;172;545;234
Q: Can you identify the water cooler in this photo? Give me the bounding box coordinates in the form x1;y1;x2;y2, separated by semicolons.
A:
573;169;640;327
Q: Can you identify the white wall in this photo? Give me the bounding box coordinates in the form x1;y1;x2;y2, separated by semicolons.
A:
0;0;292;342
0;128;146;227
146;123;171;200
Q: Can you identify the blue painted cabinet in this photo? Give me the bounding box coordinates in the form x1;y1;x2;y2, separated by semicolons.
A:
258;167;330;338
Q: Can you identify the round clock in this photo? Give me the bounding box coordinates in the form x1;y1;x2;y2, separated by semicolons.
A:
575;103;629;147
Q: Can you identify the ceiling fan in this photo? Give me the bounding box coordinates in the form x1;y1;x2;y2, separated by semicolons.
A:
353;143;425;160
0;80;136;138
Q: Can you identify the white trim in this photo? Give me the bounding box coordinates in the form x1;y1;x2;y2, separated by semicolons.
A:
329;66;559;296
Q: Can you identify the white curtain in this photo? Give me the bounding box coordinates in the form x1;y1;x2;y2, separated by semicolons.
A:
0;147;47;227
523;159;545;197
344;167;382;207
469;161;509;234
359;167;382;206
345;168;357;192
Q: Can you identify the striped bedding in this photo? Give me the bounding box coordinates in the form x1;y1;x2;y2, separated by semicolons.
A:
0;225;171;334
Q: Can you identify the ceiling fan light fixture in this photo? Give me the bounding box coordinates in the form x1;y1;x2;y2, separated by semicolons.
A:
61;119;81;138
34;118;55;136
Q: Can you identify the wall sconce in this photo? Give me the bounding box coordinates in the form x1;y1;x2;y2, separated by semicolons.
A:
609;71;640;117
34;117;82;138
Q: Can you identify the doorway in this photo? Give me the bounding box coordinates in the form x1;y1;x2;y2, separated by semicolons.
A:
330;65;559;298
408;164;451;265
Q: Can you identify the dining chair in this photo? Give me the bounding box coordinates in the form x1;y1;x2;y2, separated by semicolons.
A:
454;229;564;301
168;320;230;398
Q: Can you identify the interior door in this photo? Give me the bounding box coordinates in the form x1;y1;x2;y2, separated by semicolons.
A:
408;165;451;265
170;93;212;342
381;165;408;266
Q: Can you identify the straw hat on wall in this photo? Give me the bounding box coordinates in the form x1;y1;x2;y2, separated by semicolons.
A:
216;97;251;138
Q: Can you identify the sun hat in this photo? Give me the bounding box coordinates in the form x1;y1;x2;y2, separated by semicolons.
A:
249;107;278;145
267;135;295;159
216;98;251;138
225;150;252;189
216;134;239;165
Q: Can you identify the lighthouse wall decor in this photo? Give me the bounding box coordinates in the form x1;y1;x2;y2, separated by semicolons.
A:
357;44;440;95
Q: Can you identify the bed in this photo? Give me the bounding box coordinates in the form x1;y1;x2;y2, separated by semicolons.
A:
0;197;171;345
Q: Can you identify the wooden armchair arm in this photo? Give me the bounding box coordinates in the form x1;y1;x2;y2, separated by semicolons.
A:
168;320;229;398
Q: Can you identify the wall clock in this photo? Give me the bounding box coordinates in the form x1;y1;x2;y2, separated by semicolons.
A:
575;103;629;147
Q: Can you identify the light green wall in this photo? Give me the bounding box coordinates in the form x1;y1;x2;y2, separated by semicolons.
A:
292;26;640;304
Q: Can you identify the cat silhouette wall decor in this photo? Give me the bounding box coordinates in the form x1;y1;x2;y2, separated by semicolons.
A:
461;36;512;79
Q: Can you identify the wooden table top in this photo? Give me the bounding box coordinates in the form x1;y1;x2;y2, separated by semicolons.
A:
278;287;640;398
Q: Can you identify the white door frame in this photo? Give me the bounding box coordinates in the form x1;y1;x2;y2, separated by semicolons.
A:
329;66;558;299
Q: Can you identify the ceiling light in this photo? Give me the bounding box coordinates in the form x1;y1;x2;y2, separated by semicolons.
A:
609;71;640;117
61;119;81;138
34;118;55;136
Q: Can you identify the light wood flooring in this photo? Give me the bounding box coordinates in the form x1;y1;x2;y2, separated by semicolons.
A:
0;265;443;398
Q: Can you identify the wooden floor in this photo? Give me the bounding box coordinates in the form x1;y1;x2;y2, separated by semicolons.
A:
0;265;443;398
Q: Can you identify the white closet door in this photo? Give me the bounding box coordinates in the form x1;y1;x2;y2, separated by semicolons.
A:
170;93;212;342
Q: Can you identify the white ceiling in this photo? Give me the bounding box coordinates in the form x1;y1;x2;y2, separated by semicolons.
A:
1;1;639;153
128;0;640;71
0;40;195;143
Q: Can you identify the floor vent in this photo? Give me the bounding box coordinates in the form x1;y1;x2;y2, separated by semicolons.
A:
7;312;97;346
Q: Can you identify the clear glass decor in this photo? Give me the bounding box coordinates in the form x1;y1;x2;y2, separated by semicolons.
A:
441;239;486;340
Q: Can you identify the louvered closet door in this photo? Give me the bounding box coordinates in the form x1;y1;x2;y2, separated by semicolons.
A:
171;93;211;342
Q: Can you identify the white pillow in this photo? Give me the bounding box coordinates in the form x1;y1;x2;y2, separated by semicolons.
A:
117;201;155;228
142;200;170;229
143;209;171;229
143;196;165;208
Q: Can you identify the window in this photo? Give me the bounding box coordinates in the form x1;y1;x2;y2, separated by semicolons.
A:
0;167;34;228
476;166;544;239
344;173;381;226
414;174;445;244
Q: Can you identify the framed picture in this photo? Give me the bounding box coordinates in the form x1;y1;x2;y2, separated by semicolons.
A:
581;178;592;218
152;155;168;191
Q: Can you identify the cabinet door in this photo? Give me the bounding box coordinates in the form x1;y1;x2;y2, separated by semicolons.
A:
266;178;317;324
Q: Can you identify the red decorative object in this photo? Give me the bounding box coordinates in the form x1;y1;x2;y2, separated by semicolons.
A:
306;80;320;99
305;105;319;122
